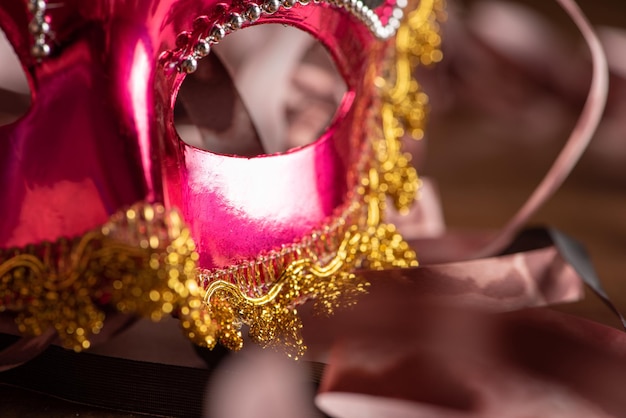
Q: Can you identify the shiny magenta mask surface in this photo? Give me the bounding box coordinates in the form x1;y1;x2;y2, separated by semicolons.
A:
0;0;388;270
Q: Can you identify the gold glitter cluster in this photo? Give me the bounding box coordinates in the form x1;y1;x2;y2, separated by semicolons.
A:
205;228;368;359
376;0;445;213
0;203;215;351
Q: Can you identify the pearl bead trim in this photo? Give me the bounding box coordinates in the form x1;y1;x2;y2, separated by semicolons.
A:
168;0;408;74
27;0;53;59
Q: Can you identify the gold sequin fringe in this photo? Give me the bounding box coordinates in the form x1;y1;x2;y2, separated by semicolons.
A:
0;203;216;352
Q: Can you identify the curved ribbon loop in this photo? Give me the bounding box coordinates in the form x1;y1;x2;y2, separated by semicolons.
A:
473;0;609;258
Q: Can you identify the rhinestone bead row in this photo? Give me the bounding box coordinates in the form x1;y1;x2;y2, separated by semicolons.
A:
174;0;407;74
27;0;53;59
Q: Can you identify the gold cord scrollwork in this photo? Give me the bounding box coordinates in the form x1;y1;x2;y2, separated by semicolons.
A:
204;226;369;359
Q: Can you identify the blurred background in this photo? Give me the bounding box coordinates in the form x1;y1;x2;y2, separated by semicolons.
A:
425;0;626;327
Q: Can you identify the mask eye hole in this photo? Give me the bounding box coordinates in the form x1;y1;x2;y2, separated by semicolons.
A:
174;24;347;157
0;29;31;127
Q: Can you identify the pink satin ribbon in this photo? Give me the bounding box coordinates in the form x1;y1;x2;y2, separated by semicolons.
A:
313;1;615;416
316;308;626;417
472;0;609;259
0;324;55;372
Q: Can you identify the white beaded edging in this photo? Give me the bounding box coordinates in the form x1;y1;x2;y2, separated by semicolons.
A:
27;0;53;59
172;0;408;73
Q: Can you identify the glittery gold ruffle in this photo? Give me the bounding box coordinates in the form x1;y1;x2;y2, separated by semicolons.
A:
0;203;215;352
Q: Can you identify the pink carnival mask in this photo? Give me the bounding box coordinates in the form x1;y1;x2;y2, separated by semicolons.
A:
0;0;618;415
0;0;443;356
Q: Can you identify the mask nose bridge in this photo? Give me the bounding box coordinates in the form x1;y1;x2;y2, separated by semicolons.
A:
113;31;161;204
101;14;185;214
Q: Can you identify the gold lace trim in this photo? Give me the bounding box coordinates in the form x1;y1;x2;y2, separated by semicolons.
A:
0;204;216;352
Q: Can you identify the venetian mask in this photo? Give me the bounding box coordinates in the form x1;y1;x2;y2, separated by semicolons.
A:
0;0;444;357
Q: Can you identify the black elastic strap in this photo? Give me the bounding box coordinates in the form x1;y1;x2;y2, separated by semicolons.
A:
502;226;626;330
547;228;626;330
0;334;230;417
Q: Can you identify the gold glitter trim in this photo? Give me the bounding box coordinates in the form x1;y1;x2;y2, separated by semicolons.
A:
206;226;367;358
378;0;445;213
0;203;215;352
